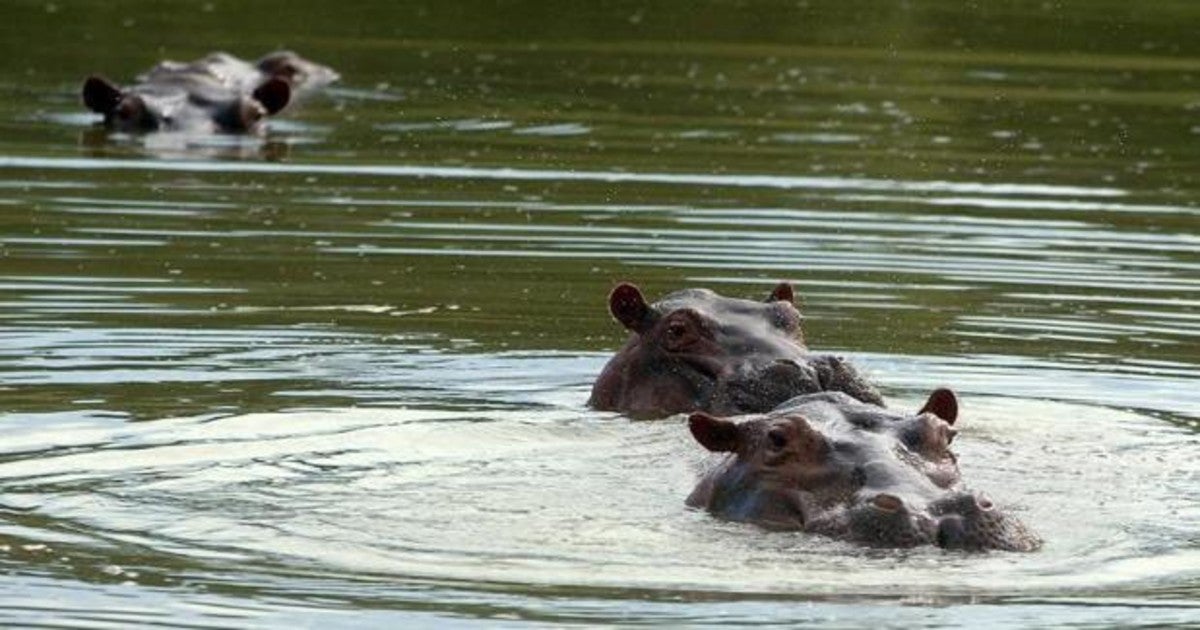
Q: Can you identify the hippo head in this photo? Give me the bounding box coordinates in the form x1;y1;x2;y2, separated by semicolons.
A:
255;50;341;91
81;76;160;131
82;75;290;133
589;282;884;418
686;390;1040;551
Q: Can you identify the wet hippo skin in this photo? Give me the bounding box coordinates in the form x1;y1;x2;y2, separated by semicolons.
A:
686;389;1041;552
81;51;337;134
589;282;885;418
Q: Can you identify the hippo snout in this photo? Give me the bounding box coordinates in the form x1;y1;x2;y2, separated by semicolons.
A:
846;491;1040;551
935;515;968;549
930;492;1042;552
709;359;823;414
845;493;938;548
931;491;994;517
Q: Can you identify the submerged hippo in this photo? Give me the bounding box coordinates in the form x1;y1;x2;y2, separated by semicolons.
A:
687;389;1040;551
81;51;337;133
589;282;884;418
139;51;340;99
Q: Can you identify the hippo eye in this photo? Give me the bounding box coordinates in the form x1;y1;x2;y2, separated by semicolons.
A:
662;321;693;348
660;311;707;350
767;428;788;449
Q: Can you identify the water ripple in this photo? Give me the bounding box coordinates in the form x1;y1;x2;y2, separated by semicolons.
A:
0;156;1126;197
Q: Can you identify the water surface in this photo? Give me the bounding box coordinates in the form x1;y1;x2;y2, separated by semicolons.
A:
1;1;1198;627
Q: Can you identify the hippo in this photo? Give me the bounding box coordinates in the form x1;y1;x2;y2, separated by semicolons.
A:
81;74;290;133
81;51;337;133
589;282;884;419
687;389;1041;551
139;51;340;98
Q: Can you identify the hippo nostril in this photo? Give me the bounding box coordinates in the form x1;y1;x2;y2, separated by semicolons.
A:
929;492;987;516
872;494;904;513
936;515;967;549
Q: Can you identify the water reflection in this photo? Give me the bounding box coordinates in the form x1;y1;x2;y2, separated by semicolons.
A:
0;156;1132;196
1;384;1197;625
1;154;1196;423
1;0;1198;625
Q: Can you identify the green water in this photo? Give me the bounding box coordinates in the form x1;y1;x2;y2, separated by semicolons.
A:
1;1;1198;627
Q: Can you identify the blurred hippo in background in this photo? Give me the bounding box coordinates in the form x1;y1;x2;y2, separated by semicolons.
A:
139;50;340;99
81;50;337;133
589;282;885;419
687;389;1041;551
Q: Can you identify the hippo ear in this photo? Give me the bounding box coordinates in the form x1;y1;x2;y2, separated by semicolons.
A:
920;388;958;425
609;282;654;333
82;76;123;114
689;412;740;452
766;282;795;304
252;77;291;116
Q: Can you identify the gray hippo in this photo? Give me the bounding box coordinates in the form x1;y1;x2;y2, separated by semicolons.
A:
81;51;337;133
139;51;340;99
687;389;1040;551
589;282;884;418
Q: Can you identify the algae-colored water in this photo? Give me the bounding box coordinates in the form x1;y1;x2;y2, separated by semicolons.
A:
1;1;1197;626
